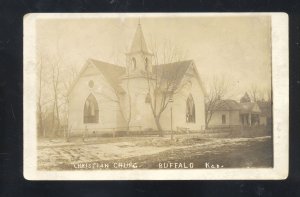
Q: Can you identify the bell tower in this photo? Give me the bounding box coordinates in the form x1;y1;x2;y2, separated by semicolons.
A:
126;21;153;75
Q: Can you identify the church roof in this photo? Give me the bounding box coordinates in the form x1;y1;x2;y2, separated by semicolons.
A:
69;58;206;97
89;59;126;93
153;60;207;95
153;60;192;89
129;23;150;54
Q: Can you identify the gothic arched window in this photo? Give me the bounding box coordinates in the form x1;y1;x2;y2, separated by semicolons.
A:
83;94;99;123
132;57;136;70
186;94;195;123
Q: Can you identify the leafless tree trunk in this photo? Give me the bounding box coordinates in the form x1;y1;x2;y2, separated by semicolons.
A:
61;65;79;141
37;56;44;137
249;84;258;102
249;84;272;102
124;71;132;131
205;75;230;129
51;59;61;137
145;38;188;136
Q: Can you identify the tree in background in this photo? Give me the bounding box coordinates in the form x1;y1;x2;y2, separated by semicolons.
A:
205;75;231;129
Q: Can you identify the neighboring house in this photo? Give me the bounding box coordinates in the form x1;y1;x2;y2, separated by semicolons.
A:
208;93;262;128
208;100;242;128
239;102;261;126
257;101;272;126
67;23;206;135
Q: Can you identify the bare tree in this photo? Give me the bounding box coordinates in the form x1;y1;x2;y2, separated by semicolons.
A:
145;38;188;136
37;56;44;137
249;83;258;102
146;68;189;136
61;65;79;140
205;75;230;129
249;84;272;102
50;57;61;137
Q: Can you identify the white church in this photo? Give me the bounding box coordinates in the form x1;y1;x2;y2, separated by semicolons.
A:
67;23;206;136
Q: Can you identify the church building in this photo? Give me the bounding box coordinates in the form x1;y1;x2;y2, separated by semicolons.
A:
67;23;206;135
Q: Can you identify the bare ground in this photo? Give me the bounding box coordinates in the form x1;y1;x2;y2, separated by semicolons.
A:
37;134;273;170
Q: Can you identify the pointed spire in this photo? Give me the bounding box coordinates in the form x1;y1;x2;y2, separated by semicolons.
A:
130;21;149;53
240;92;251;103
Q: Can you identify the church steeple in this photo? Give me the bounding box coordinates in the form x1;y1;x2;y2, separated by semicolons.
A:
129;22;150;54
126;21;153;74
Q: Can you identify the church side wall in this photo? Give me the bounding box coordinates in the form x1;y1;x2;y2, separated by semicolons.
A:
159;77;206;132
68;66;126;136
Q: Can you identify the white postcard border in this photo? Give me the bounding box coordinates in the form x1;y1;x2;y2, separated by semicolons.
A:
23;13;289;180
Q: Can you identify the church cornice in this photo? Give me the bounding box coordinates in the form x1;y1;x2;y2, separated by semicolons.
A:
121;74;156;81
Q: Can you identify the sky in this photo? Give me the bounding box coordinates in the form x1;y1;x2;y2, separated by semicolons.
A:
36;15;272;100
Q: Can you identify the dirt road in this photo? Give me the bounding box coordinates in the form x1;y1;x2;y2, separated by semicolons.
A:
38;135;273;170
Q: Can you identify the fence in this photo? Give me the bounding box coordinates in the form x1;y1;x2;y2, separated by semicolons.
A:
40;124;272;140
205;125;272;137
67;126;147;138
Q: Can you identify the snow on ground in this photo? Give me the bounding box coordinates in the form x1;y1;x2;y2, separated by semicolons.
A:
37;134;272;170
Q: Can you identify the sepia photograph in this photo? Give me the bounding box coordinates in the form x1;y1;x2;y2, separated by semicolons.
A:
23;13;288;180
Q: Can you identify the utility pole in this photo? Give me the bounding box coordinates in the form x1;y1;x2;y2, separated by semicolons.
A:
169;96;174;140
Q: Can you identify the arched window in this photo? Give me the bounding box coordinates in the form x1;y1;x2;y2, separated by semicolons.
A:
83;94;99;123
145;57;148;71
132;57;136;70
186;94;195;123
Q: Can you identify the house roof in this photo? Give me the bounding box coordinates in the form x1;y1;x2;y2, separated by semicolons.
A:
240;102;255;112
89;59;126;93
210;100;263;114
239;102;261;114
213;100;241;111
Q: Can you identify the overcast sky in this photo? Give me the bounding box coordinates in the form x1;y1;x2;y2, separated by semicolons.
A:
37;15;272;100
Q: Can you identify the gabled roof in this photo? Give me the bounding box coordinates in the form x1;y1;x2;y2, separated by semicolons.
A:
67;59;126;96
213;100;241;111
210;100;262;114
239;102;261;113
240;92;251;103
240;102;255;112
68;58;207;97
152;60;207;95
89;59;126;93
130;23;150;54
153;60;191;89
